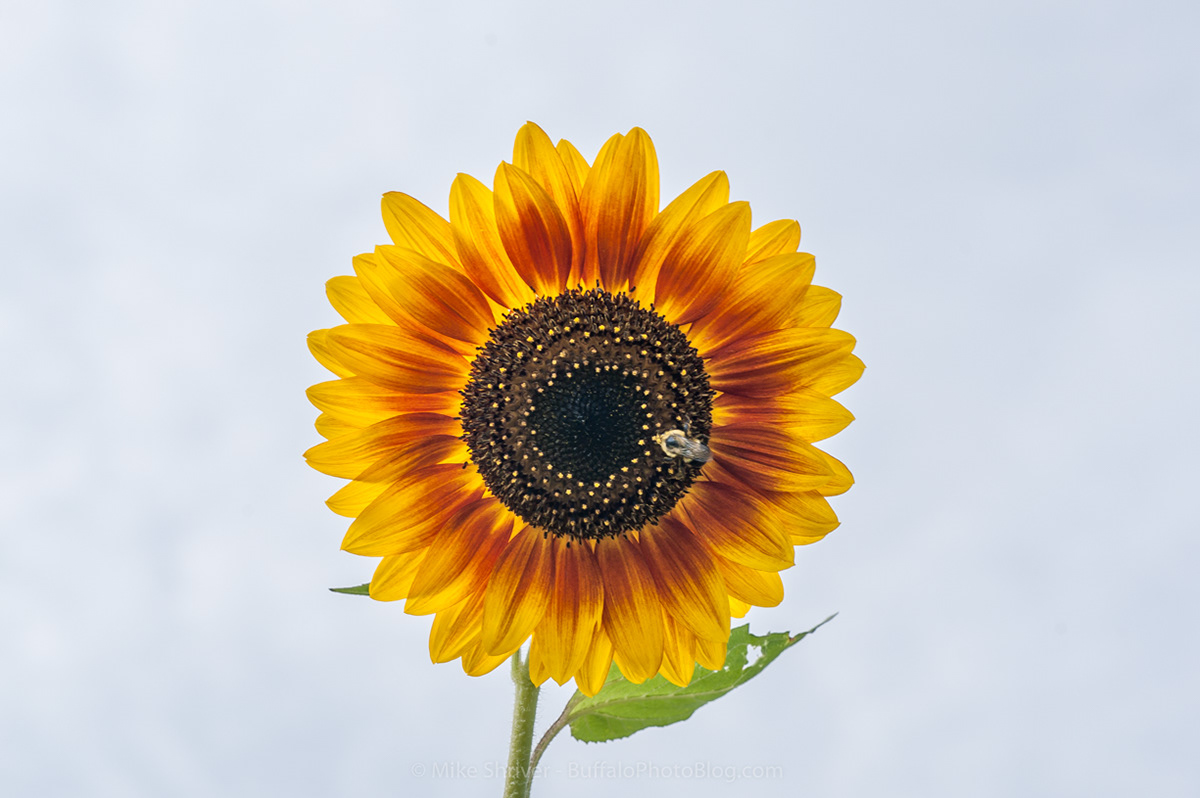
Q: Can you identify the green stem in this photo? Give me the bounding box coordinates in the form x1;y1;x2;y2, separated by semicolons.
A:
528;692;581;773
502;650;540;798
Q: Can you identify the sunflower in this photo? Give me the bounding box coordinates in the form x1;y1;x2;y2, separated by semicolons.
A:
305;123;861;695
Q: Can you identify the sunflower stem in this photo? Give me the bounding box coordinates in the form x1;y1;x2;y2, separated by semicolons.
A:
503;649;540;798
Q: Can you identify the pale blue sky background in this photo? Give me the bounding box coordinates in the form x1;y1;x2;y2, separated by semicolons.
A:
3;1;1198;796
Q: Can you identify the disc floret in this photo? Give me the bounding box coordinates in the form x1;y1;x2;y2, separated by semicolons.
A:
461;288;713;541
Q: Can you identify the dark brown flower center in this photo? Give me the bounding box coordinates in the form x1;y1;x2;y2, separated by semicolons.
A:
460;288;713;541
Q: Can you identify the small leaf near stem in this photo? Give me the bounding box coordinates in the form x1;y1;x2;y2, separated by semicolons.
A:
329;583;371;595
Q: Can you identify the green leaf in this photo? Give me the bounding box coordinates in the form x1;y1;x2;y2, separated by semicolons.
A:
329;583;371;595
567;616;835;743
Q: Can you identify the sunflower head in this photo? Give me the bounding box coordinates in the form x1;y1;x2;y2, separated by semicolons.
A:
306;123;862;694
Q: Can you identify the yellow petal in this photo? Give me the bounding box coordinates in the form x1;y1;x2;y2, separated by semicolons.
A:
370;246;495;345
707;327;857;398
744;219;801;265
808;352;865;397
461;636;516;676
405;498;512;614
527;636;552;687
712;389;854;444
534;537;603;685
580;128;659;290
689;252;816;355
306;378;460;428
709;423;834;493
352;249;478;356
350;252;409;328
307;329;354;378
341;464;484;556
449;173;536;309
354;436;467;484
380;191;462;270
314;412;355;440
304;412;460;479
814;448;855;496
771;490;841;543
574;626;614;697
679;480;794;571
654;202;751;325
715;555;785;607
796;285;842;327
658;613;697;687
640;517;730;643
628;170;730;305
429;589;486;662
325;478;388;517
514;122;585;282
493;163;573;295
597;536;663;683
326;275;391;324
555;139;591;196
325;324;468;394
370;549;427;601
480;525;555;655
695;634;727;671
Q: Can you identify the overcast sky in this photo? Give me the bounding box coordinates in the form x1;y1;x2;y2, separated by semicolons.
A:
3;1;1198;796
